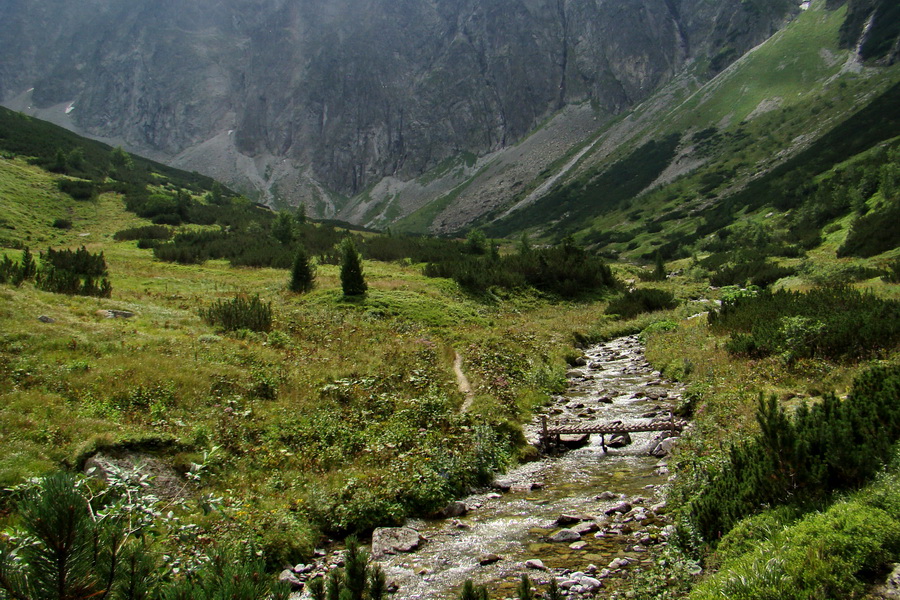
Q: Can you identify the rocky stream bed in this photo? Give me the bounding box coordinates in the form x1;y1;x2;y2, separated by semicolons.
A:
287;335;688;599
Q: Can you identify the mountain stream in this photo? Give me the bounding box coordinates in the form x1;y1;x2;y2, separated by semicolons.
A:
371;335;685;599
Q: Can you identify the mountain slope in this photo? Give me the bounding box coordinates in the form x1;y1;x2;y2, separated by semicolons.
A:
0;0;796;215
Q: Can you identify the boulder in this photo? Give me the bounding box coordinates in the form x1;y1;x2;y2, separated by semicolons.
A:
278;569;303;588
525;559;548;571
595;491;618;500
650;436;680;458
605;501;632;515
96;309;135;319
432;501;468;519
371;527;422;557
478;553;501;565
607;433;632;448
37;315;55;323
548;529;581;543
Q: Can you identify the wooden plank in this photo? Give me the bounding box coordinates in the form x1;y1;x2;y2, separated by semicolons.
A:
544;420;686;436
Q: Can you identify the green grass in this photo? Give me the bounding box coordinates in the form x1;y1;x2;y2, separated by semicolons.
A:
672;1;849;130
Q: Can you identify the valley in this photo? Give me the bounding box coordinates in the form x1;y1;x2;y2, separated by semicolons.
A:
0;0;899;598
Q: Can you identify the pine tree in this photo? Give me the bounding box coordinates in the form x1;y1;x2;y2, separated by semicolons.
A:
517;574;532;600
272;212;296;245
652;251;667;281
340;238;367;297
0;471;124;600
342;536;367;600
295;203;307;225
20;247;36;281
289;246;316;293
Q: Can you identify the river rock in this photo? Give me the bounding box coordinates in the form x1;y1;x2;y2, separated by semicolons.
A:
556;513;591;526
596;491;618;500
525;559;548;570
608;557;634;569
597;395;614;404
569;541;587;550
478;553;501;565
650;436;680;458
573;356;588;366
578;576;602;591
278;569;303;588
572;520;600;535
873;563;900;599
293;563;314;574
432;501;468;519
549;529;581;543
607;433;632;448
605;501;632;515
371;527;422;557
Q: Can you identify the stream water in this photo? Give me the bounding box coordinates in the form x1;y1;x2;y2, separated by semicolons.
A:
374;335;685;599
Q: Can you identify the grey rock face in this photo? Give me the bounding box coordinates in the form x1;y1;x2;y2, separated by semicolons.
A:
0;0;796;214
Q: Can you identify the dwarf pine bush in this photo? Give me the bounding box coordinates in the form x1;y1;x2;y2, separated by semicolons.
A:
690;364;900;542
200;294;273;332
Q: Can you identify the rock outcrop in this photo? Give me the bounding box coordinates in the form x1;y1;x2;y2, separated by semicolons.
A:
0;0;797;221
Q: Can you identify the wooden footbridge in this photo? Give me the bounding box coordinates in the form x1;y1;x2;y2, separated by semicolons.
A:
540;415;687;452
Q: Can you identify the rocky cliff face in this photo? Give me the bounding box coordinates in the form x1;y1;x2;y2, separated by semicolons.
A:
0;0;796;219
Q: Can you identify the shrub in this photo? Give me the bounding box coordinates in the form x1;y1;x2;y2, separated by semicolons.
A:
604;288;677;320
424;238;615;298
57;178;97;200
710;286;900;362
838;202;900;257
690;502;900;600
35;246;111;297
51;218;72;229
200;294;273;332
690;365;900;542
114;224;173;242
709;260;796;288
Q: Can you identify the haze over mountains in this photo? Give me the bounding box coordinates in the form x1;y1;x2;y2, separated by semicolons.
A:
0;2;798;206
1;0;898;235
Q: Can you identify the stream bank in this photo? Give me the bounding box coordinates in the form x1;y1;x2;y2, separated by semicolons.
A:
293;335;687;599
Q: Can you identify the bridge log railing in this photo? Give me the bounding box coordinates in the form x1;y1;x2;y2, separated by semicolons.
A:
540;415;687;452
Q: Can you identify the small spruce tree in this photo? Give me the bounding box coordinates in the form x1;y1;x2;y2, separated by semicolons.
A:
652;251;667;281
272;212;296;244
517;574;532;600
340;238;367;297
20;247;36;281
289;246;316;293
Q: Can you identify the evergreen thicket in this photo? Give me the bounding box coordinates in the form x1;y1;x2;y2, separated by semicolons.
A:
691;365;900;542
710;286;900;362
423;237;615;298
36;246;111;297
200;295;273;332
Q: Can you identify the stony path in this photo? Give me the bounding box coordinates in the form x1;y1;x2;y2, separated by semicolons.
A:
454;350;475;412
